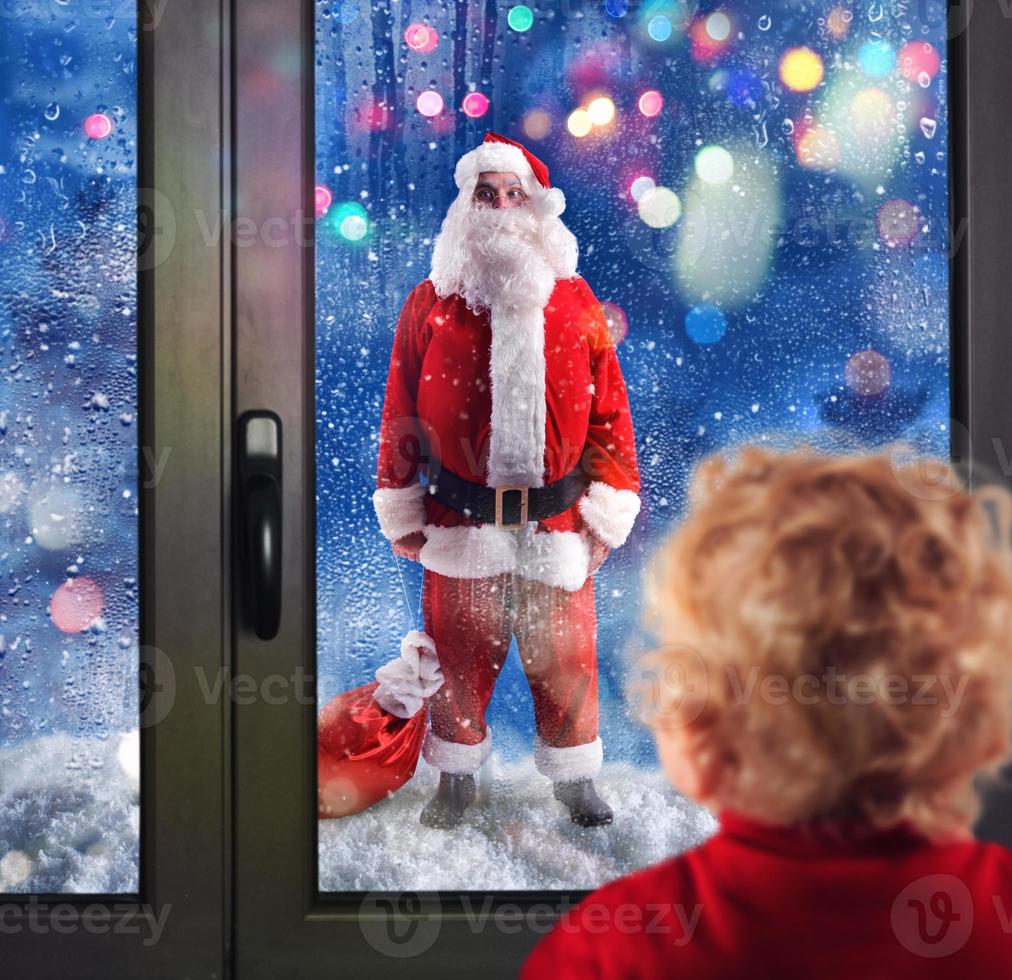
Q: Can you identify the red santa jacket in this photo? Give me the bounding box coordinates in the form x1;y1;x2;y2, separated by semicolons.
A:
372;275;640;591
522;810;1012;979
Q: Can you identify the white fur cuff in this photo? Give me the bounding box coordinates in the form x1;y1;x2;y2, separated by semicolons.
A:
422;726;492;774
534;736;603;781
372;483;427;541
374;630;444;720
578;482;641;549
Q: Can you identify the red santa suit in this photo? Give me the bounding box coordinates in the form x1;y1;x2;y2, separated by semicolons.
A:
372;132;640;781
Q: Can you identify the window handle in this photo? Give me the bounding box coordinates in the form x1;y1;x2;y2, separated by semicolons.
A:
238;411;282;640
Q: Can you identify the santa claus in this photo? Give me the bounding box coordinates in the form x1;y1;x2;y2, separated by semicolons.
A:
373;132;640;828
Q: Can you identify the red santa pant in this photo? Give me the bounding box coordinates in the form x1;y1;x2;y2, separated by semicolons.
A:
420;568;603;782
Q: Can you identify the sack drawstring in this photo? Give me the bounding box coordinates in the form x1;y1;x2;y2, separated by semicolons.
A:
394;553;425;633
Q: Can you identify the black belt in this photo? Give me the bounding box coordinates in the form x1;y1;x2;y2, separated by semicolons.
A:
428;464;587;529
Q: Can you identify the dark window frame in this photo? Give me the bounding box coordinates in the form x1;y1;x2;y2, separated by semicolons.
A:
4;0;230;976
233;1;1012;978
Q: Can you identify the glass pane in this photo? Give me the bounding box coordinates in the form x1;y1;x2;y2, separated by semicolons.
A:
316;0;949;891
0;6;138;893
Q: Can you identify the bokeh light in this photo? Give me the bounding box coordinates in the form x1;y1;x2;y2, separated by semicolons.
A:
84;113;113;139
689;11;733;63
844;349;891;396
29;484;84;550
826;6;851;40
638;89;663;117
850;87;895;145
601;301;629;345
325;201;370;245
877;199;920;247
523;109;552;139
587;95;616;126
508;5;534;32
694;144;734;184
685;304;727;344
637;185;682;228
462;92;490;118
404;23;438;53
705;11;731;41
630;175;656;201
51;576;103;633
567;107;593;137
315;184;333;219
647;15;673;42
416;90;444;117
340;214;368;242
816;71;905;187
779;47;824;92
676;145;782;310
898;41;940;85
796;123;840;170
857;39;896;79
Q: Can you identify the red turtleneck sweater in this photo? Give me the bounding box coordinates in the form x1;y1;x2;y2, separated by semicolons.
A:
521;811;1012;978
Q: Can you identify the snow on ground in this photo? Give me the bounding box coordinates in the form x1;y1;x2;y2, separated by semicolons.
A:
0;736;715;896
0;733;140;895
319;755;718;893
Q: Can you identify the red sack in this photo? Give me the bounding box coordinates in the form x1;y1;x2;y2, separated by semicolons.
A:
318;630;442;818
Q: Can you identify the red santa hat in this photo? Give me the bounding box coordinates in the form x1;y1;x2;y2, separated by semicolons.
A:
452;131;567;217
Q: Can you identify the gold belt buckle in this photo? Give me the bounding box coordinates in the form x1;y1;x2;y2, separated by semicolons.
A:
495;485;529;529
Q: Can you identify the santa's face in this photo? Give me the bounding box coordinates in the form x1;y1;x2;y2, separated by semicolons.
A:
472;171;528;209
430;164;579;313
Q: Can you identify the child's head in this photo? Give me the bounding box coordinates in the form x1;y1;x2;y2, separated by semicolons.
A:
636;445;1012;840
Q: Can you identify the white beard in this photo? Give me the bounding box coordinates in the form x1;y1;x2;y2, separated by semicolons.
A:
430;196;578;315
429;195;580;489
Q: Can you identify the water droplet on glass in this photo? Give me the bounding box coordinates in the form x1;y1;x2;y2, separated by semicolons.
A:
781;118;795;135
44;103;60;121
757;14;771;31
919;117;937;139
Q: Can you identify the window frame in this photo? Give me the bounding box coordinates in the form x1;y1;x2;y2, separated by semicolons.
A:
232;0;1012;978
4;0;230;975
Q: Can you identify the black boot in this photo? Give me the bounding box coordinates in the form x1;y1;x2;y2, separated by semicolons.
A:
419;772;476;829
553;778;613;827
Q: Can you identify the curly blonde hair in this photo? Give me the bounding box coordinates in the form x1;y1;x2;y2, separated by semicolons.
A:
637;445;1012;840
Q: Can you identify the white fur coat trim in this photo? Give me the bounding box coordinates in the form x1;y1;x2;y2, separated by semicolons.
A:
418;522;590;592
578;481;641;549
454;142;536;194
372;483;428;541
534;735;603;781
422;725;492;774
373;629;444;720
487;304;547;488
